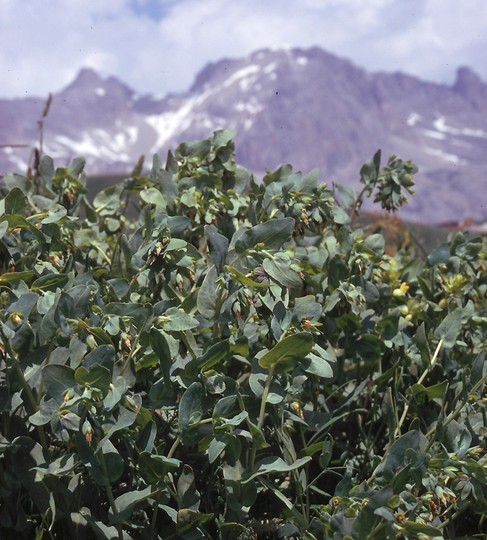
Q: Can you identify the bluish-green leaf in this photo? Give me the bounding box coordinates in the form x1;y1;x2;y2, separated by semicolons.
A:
179;382;204;436
4;187;28;215
75;364;111;397
243;456;311;483
259;332;313;372
205;225;229;273
32;273;69;292
235;217;295;254
43;364;75;403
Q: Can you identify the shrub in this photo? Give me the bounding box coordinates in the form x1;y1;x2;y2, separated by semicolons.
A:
0;130;485;539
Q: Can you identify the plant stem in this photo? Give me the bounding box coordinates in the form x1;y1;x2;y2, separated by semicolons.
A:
249;365;275;470
426;373;487;439
349;184;369;220
211;281;227;339
257;366;274;431
167;435;181;459
395;339;443;438
98;450;123;540
120;328;141;376
2;334;48;450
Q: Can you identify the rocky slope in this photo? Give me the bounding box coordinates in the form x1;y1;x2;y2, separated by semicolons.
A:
1;47;486;224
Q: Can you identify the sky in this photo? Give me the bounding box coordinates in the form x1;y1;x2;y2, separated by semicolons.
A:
1;0;487;100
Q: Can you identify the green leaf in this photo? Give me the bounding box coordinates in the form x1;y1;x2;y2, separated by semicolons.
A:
427;243;450;266
140;187;166;212
162;307;199;332
235;217;295;254
150;328;173;397
0;270;34;284
32;273;69;292
374;430;425;485
434;305;467;348
138;452;180;484
105;302;153;330
402;521;442;535
75;364;111;397
82;345;116;371
93;183;124;216
42;364;75;403
177;464;200;510
0;213;45;243
364;233;385;255
111;233;133;279
3;172;33;194
4;187;28;215
197;265;219;318
225;265;269;288
205;225;229;273
263;255;302;288
179;382;204;437
249;372;285;403
319;436;334;469
208;436;227;464
177;509;213;535
110;486;153;523
407;380;448;403
259;332;313;372
98;440;124;484
243;456;311;483
213;395;238;420
99;406;138;447
196;340;231;371
360;149;381;186
34;454;77;477
302;352;333;378
68;156;86;176
40;203;67;224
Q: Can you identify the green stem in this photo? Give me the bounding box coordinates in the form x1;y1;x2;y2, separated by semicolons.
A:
180;331;198;360
257;366;274;431
249;365;275;470
395;339;443;438
299;425;310;524
426;373;487;440
2;334;48;449
98;451;123;540
120;328;141;376
349;184;370;220
211;281;227;339
150;506;159;536
167;435;181;459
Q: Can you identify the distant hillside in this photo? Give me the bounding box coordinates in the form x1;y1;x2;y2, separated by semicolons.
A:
1;46;487;224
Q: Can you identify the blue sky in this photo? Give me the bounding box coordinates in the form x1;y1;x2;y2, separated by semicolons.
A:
1;0;487;99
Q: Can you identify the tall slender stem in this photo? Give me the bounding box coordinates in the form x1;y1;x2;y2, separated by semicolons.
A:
98;450;123;540
395;339;443;438
249;365;275;470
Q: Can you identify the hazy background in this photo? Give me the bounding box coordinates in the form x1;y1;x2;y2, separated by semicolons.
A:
1;0;487;99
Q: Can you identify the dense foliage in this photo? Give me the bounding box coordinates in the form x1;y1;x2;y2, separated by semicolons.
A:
0;130;486;539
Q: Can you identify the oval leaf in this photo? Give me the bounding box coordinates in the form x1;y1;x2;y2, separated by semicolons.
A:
259;332;313;372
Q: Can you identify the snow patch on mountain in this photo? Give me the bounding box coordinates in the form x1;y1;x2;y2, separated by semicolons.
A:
407;112;422;126
2;46;487;223
422;129;446;141
424;146;466;165
223;64;261;92
434;116;487;138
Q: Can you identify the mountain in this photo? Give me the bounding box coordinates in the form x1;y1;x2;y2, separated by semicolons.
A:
1;47;487;224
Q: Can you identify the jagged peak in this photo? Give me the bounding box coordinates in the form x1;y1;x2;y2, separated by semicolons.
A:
453;66;485;92
60;68;134;98
67;67;105;88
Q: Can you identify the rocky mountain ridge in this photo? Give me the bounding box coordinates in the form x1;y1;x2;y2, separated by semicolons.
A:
1;46;486;224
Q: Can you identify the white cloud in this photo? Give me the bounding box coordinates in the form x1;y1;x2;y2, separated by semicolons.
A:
0;0;486;99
